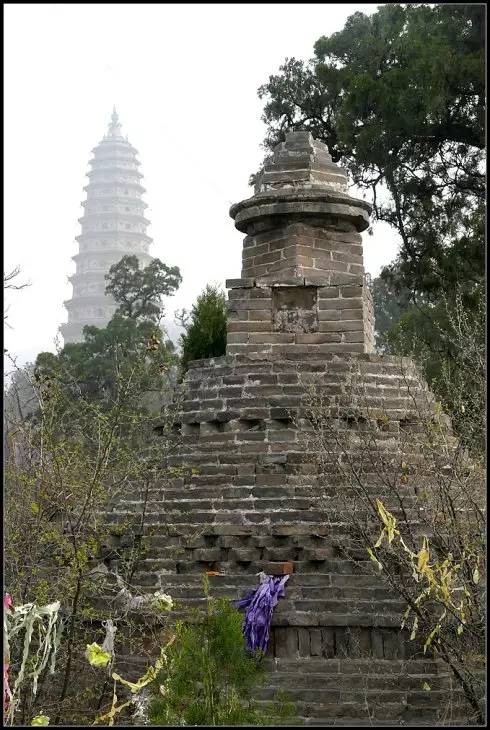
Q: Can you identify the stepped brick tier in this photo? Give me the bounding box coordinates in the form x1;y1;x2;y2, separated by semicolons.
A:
105;132;471;724
61;108;153;344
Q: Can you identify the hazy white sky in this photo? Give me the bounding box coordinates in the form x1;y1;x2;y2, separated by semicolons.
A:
4;2;400;368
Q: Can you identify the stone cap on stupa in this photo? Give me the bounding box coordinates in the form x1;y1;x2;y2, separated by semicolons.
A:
254;130;348;194
230;130;371;233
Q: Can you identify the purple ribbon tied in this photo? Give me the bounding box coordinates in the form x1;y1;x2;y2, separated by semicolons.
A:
234;574;289;653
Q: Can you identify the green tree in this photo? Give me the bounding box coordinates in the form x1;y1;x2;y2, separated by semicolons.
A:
105;255;182;321
376;285;485;454
35;316;176;409
258;4;485;298
35;256;182;407
258;4;485;443
149;585;295;726
179;284;227;370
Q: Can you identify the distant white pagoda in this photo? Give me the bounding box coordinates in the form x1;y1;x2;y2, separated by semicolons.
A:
61;108;153;344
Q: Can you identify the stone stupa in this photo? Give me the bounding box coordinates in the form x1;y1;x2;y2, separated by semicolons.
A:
112;131;469;724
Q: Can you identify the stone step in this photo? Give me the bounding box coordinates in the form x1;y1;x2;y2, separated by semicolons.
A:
128;571;393;588
256;686;460;703
131;579;394;601
264;658;443;673
109;519;427;541
132;558;387;574
257;672;453;691
104;507;428;524
254;698;434;721
130;593;404;615
117;496;421;512
299;715;466;727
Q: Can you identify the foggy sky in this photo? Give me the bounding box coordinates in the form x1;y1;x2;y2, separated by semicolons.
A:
4;3;400;370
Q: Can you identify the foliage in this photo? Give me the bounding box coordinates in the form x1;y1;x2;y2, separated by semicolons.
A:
30;715;50;726
93;635;176;727
4;250;185;724
149;580;296;726
4;347;180;724
258;4;485;300
179;284;227;370
370;498;481;653
259;4;485;455
374;286;485;453
34;255;182;408
303;356;485;724
105;255;182;322
35;315;177;408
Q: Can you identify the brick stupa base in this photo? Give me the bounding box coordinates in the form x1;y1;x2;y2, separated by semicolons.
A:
106;133;470;724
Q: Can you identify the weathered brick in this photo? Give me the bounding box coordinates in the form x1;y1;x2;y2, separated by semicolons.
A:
318;286;340;298
295;333;332;344
249;333;295;344
247;309;272;321
318;297;363;310
340;308;364;320
319;320;364;332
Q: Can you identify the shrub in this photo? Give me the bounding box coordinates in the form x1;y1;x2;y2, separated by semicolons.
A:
149;582;296;726
179;285;227;369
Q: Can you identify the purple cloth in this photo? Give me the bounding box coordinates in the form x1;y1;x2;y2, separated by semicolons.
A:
234;574;289;653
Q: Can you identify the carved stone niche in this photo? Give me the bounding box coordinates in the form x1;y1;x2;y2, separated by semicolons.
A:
272;286;318;334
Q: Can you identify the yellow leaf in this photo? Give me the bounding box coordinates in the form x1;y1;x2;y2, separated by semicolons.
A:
31;716;50;726
376;500;397;543
30;502;40;515
399;537;416;559
112;666;158;693
95;698;131;727
376;499;390;527
366;547;383;572
423;624;440;654
457;624;464;635
417;538;430;573
85;642;111;668
422;682;431;691
473;567;480;584
401;605;411;630
410;616;418;641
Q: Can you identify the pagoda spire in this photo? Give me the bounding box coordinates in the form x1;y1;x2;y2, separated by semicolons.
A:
108;106;122;137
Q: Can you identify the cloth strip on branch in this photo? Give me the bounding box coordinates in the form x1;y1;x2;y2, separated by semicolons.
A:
234;573;289;653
